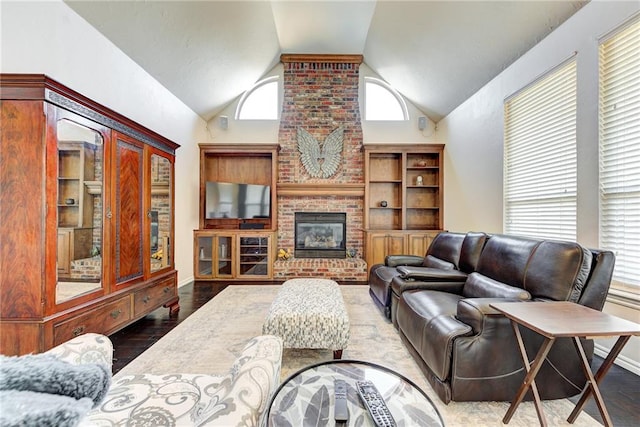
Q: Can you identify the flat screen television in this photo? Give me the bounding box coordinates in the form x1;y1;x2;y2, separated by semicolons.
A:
205;181;271;219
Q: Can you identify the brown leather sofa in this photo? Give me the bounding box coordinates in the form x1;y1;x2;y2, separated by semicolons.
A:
391;235;615;403
368;232;488;320
388;233;615;403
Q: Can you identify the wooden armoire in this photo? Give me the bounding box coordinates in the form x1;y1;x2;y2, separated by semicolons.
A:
0;74;180;355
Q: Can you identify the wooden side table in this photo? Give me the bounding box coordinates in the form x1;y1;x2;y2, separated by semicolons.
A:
491;301;640;427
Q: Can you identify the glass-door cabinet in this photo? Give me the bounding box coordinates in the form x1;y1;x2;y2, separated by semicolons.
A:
194;232;234;279
237;234;271;279
193;230;273;280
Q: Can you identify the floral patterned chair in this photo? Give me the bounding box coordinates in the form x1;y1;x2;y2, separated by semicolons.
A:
49;333;283;426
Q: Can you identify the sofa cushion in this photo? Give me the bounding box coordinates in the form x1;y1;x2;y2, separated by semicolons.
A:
462;273;531;300
423;232;465;268
86;335;283;427
524;241;592;302
87;372;228;426
475;234;540;288
422;255;456;270
458;232;489;273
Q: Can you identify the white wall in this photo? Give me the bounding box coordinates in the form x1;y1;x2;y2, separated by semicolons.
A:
438;0;640;373
0;0;205;286
206;62;440;144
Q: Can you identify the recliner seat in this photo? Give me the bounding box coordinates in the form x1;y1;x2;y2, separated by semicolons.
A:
368;231;487;321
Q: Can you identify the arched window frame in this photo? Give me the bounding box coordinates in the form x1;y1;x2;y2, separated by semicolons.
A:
364;77;409;121
235;76;280;120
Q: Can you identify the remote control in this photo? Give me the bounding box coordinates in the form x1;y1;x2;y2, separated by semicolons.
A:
334;379;349;422
356;380;397;427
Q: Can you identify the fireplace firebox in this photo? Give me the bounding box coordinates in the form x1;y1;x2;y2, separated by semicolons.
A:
295;212;346;258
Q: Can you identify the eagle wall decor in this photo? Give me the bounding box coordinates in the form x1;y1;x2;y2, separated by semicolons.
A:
297;126;344;179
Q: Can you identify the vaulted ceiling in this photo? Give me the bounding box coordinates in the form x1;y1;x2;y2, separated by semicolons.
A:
65;1;587;122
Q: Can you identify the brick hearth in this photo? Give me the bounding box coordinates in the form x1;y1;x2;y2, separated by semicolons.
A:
273;258;368;281
275;54;367;281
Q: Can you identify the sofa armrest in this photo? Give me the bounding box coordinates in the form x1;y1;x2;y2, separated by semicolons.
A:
391;275;466;297
397;266;468;281
385;255;424;267
44;333;113;369
200;334;284;427
456;298;525;334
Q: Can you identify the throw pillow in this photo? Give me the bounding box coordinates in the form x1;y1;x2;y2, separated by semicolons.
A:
0;390;93;427
0;353;110;407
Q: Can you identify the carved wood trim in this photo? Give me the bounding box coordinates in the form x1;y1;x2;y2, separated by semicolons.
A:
1;74;180;154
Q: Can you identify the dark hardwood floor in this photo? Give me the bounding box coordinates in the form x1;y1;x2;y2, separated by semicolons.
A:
110;281;639;426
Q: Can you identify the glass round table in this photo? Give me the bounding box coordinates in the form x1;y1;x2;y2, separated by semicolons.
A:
265;359;444;426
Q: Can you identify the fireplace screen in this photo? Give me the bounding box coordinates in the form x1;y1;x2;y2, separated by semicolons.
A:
295;212;346;258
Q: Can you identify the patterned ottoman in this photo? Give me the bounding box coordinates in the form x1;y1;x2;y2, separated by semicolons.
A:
262;278;350;359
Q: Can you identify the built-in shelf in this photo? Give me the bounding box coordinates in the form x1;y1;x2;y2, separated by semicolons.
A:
363;144;444;273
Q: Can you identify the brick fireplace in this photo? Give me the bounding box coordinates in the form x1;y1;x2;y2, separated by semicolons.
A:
274;54;367;281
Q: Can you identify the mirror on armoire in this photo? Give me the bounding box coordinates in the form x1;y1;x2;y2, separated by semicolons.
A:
150;153;171;272
55;119;104;303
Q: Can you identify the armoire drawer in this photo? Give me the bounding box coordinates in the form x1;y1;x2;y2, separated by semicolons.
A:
133;279;176;317
53;297;132;346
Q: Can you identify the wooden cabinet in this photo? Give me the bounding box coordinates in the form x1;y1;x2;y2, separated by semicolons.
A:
194;230;274;280
365;232;407;267
0;74;180;355
57;228;93;275
195;144;278;280
363;144;444;274
364;230;439;270
407;232;437;257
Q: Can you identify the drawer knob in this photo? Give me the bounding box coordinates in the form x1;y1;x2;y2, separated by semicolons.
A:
163;287;170;294
143;295;151;304
110;309;122;319
72;326;85;337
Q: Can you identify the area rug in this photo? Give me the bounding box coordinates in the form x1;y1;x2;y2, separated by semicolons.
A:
118;285;600;426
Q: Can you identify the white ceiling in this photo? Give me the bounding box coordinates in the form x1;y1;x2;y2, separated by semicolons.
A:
65;0;587;122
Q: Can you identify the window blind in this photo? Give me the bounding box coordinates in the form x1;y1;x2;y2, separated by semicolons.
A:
599;17;640;288
504;60;577;240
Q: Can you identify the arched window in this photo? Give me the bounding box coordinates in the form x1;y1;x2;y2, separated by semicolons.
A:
236;76;279;120
364;77;408;121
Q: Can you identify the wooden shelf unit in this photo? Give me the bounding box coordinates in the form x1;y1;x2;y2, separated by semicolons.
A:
363;144;444;271
364;144;443;231
199;144;278;231
195;144;278;280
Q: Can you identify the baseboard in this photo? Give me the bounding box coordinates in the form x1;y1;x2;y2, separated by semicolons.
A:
595;342;640;376
178;276;194;288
